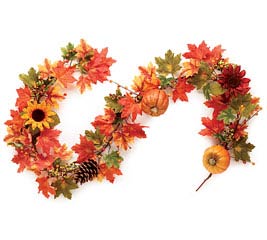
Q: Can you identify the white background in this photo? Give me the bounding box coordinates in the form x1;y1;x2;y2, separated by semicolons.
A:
0;0;266;239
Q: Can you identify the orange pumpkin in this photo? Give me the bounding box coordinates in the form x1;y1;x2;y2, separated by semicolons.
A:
141;89;169;116
203;145;230;174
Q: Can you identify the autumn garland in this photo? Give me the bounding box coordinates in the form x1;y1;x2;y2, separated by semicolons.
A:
5;39;261;199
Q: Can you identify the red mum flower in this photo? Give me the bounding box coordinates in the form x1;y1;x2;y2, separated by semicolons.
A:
218;65;250;97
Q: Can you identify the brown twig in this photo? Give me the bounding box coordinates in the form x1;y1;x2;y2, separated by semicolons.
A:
109;79;138;95
195;173;212;192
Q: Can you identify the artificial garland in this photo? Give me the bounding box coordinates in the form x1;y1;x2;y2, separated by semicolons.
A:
5;39;261;199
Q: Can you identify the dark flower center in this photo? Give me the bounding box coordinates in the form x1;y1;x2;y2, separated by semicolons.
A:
32;109;45;122
228;76;240;88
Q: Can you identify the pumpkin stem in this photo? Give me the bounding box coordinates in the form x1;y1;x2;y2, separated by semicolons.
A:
195;173;212;192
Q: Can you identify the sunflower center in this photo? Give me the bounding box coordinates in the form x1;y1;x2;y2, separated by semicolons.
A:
228;76;240;88
32;109;45;122
208;158;217;166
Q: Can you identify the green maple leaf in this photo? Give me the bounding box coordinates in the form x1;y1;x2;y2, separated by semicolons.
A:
49;113;60;128
232;136;255;163
217;108;236;124
103;150;123;168
203;81;225;99
155;50;181;76
19;67;38;88
52;178;78;200
158;75;175;88
104;89;123;113
85;128;104;147
188;62;212;89
230;94;251;111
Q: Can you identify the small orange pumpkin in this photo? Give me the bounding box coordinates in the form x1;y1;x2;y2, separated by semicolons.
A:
141;89;169;116
203;145;230;174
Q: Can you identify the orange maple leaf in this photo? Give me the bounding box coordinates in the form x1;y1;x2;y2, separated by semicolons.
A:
76;48;116;93
12;148;33;173
199;117;225;136
72;135;96;163
172;77;194;102
46;85;66;108
75;39;93;60
113;131;134;150
182;59;200;77
99;163;122;183
15;87;31;111
113;123;146;150
132;63;160;93
183;41;224;65
53;61;76;88
36;177;56;198
36;129;61;156
118;94;142;121
91;108;116;136
38;58;54;79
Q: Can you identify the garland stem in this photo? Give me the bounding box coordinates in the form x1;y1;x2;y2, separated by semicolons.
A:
109;79;138;95
195;173;212;192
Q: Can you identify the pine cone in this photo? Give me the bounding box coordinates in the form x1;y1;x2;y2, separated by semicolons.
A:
74;160;99;184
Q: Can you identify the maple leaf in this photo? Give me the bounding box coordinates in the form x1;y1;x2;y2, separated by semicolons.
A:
72;135;96;163
113;131;134;150
36;129;61;156
155;49;181;76
19;67;38;88
182;59;201;77
15;87;31;111
122;123;147;139
217;107;236;124
61;42;77;61
12;148;33;173
103;150;123;168
132;63;161;93
118;94;142;121
38;58;54;79
172;77;194;102
104;89;123;113
76;48;115;93
183;41;224;65
113;123;146;150
36;177;56;198
52;61;76;88
91;108;116;136
85;129;105;148
204;96;228;117
188;62;212;89
99;163;122;183
53;144;73;161
232;136;255;163
75;39;93;60
45;85;65;108
202;81;225;100
52;178;78;199
229;122;248;141
199;117;225;136
5;110;25;131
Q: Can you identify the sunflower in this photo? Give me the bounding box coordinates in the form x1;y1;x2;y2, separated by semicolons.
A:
21;101;56;131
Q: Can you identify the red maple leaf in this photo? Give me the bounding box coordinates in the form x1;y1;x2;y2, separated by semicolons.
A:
53;61;76;88
172;77;194;102
72;135;96;163
76;48;116;93
230;122;248;141
91;108;116;136
12;148;33;173
5;110;24;130
199;117;225;136
204;96;228;117
36;177;56;198
36;129;61;156
113;123;146;150
118;94;142;121
99;163;122;183
16;87;31;111
122;123;147;138
183;41;224;65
